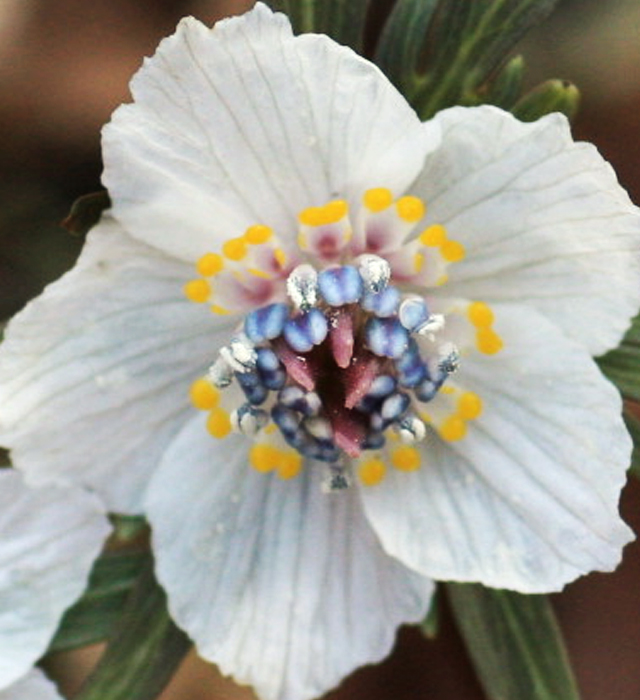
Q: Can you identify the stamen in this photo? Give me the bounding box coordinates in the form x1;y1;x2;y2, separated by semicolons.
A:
189;378;219;410
286;264;318;310
283;309;328;352
361;286;400;318
196;253;224;277
219;334;257;373
398;296;430;332
243;224;273;245
363;187;393;213
317;266;363;306
244;303;288;343
395;196;425;223
390;445;421;472
396;414;427;443
222;237;248;261
359;457;386;486
364;317;410;359
184;279;211;303
298;200;348;227
206;408;232;439
356;254;391;293
230;404;269;435
207;356;233;389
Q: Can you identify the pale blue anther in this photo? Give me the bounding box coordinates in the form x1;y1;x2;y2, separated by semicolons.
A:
271;405;301;436
278;386;320;416
414;378;440;403
381;392;411;421
395;339;429;388
317;266;363;306
283;308;328;353
368;374;397;399
256;348;286;390
370;412;385;432
398;297;430;332
244;302;289;344
239;381;269;406
361;285;401;317
364;317;410;359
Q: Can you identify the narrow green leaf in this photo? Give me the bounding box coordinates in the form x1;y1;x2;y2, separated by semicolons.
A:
48;549;148;653
598;313;640;403
75;555;191;700
264;0;371;51
420;587;440;639
485;54;525;109
376;0;560;119
375;0;439;93
512;79;580;122
623;409;640;479
61;191;111;237
447;584;581;700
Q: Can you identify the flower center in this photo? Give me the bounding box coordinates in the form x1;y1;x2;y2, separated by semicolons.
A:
184;189;503;489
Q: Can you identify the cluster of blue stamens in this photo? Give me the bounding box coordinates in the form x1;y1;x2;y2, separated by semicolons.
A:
210;255;458;463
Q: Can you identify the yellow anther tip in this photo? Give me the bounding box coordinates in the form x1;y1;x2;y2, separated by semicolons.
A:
184;279;211;304
210;305;230;316
419;224;447;247
414;252;425;273
274;248;287;268
457;392;483;420
359;458;386;486
439;416;467;442
299;200;348;227
391;446;421;472
196;253;224;277
222;238;247;261
190;378;219;411
441;239;466;262
250;444;280;473
396;196;425;223
206;408;232;439
476;328;504;355
363;188;393;213
244;225;273;245
277;452;303;480
468;301;494;328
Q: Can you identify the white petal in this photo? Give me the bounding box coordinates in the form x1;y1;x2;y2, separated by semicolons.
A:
0;218;233;513
361;304;633;593
146;419;434;700
413;105;640;355
103;3;437;261
0;471;110;688
0;669;63;700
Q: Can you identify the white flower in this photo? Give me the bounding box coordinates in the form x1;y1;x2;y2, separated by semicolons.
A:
0;4;638;700
0;470;110;698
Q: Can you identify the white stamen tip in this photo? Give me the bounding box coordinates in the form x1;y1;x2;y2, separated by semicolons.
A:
221;334;257;373
287;264;318;309
231;405;268;435
305;416;333;440
321;462;352;493
397;414;427;443
438;342;460;374
416;313;446;339
207;356;234;388
357;254;391;293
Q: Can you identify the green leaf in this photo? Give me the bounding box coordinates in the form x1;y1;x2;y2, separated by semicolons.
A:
376;0;560;119
48;549;148;653
512;79;580;122
623;409;640;479
61;190;111;237
447;584;581;700
484;54;525;109
598;313;640;403
264;0;371;51
74;555;191;700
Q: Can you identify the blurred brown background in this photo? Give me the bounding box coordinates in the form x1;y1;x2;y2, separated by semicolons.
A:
1;0;639;698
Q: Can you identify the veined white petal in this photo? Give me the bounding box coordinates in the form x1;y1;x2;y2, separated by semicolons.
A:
103;3;438;261
361;304;633;593
146;420;434;700
0;669;64;700
0;218;234;513
0;471;110;689
413;105;640;355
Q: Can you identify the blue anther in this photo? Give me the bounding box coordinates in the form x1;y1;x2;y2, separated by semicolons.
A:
364;317;410;359
241;382;269;405
381;392;411;421
278;386;321;416
363;431;386;450
395;339;429;388
414;378;440;403
271;405;301;436
283;308;328;353
398;297;430;332
368;374;397;398
244;302;289;344
236;370;260;389
361;285;401;317
256;347;286;390
317;266;363;306
370;412;385;433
